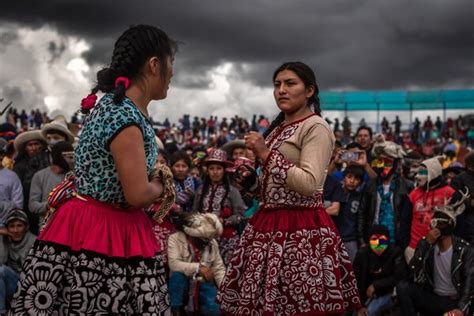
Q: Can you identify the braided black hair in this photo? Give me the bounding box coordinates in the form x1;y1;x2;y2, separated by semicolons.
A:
263;61;321;139
197;168;231;213
85;25;177;111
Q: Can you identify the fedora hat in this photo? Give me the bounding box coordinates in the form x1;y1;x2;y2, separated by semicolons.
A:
41;116;75;144
14;130;46;153
221;139;246;157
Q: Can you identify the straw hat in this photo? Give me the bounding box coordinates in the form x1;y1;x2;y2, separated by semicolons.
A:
205;149;233;167
41;116;75;144
14;130;46;153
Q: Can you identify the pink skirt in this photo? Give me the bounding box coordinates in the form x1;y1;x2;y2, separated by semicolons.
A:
9;196;170;315
39;195;160;258
217;207;362;315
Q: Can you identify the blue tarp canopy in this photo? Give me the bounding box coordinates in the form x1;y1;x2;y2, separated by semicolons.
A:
320;89;474;111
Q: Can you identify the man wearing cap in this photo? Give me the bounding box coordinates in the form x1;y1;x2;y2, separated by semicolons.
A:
0;209;36;314
41;115;75;147
397;202;473;316
13;130;50;233
0;139;23;226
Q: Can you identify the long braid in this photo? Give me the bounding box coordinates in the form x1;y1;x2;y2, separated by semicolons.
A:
262;111;285;139
80;25;177;113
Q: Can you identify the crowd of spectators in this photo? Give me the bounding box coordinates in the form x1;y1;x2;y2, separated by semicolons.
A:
0;106;473;315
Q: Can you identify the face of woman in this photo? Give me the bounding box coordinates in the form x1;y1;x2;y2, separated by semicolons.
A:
273;69;314;115
208;164;225;184
172;159;189;180
151;56;174;100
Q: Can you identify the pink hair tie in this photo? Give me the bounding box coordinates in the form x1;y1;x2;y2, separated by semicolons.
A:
115;76;130;89
80;94;97;110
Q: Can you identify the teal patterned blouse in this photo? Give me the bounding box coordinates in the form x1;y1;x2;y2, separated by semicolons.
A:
74;93;158;205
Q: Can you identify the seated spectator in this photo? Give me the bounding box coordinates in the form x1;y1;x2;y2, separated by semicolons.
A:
28;142;74;228
0;139;23;225
0;209;36;314
168;212;225;316
333;165;365;261
354;225;406;316
397;192;473;316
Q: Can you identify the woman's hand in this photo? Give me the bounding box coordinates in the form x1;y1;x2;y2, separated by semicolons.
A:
244;131;269;161
150;176;165;199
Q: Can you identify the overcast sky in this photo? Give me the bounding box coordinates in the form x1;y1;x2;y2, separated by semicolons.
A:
0;0;473;126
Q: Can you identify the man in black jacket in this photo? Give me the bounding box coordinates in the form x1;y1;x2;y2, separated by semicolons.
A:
353;225;407;316
397;199;473;316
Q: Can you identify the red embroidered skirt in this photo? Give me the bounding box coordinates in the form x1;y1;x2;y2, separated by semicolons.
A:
217;207;362;315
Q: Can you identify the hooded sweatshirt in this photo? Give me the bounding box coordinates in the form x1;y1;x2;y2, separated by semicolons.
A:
408;157;455;249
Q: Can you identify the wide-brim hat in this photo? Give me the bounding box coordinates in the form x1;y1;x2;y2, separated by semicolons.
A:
41;116;75;144
205;149;234;167
14;130;46;153
221;139;246;157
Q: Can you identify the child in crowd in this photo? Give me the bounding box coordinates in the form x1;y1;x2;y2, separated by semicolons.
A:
168;212;225;316
333;165;365;261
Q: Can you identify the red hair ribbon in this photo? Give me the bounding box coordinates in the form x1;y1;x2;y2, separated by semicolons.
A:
115;76;130;89
80;94;97;110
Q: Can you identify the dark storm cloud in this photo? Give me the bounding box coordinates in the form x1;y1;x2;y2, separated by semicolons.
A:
1;0;473;90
